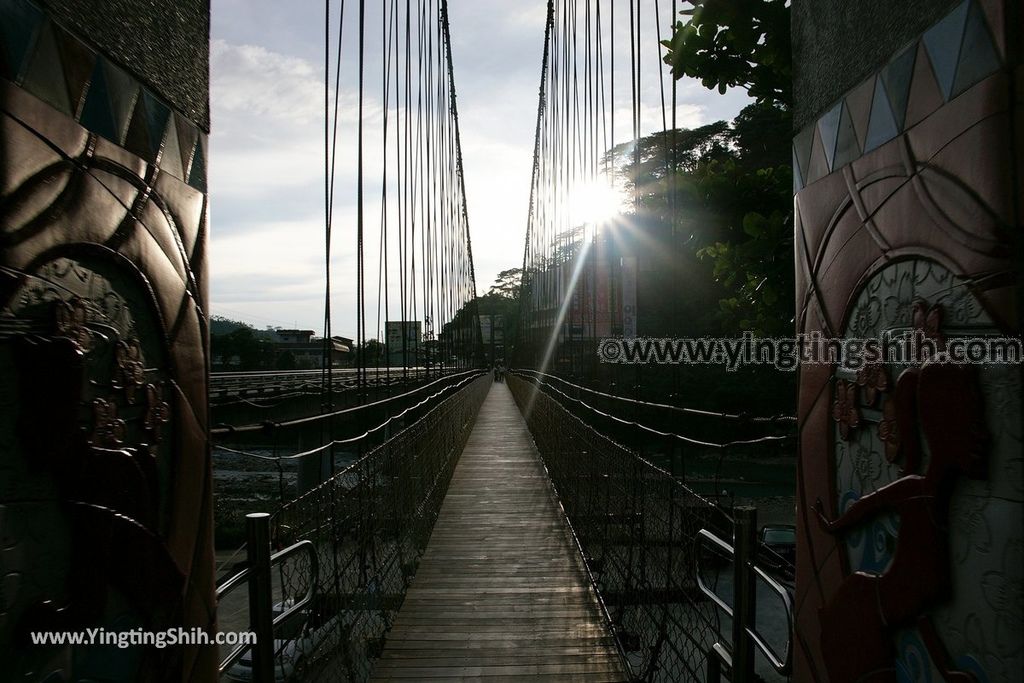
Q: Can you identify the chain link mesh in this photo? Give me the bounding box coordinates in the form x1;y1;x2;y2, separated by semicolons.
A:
245;375;490;682
508;374;734;681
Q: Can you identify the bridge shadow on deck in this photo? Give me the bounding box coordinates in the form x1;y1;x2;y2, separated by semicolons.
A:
371;382;626;682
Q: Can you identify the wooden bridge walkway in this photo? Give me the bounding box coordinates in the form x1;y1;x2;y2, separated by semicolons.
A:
371;382;626;681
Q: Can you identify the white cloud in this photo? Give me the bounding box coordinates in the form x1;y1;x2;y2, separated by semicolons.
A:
211;39;324;124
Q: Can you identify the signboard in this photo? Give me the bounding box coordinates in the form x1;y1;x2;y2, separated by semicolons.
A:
385;320;421;366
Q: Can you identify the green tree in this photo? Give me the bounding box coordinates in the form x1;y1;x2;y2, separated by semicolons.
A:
654;0;794;336
487;268;522;299
663;0;791;106
608;103;792;335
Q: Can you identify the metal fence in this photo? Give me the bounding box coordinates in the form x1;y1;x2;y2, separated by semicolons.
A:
508;372;742;681
218;373;490;682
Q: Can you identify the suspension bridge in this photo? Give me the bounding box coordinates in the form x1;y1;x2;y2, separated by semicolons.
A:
208;2;796;682
4;0;1018;682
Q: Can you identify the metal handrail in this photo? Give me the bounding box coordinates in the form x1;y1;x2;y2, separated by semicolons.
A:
216;521;319;676
696;526;794;677
212;369;479;435
749;564;794;674
696;529;735;618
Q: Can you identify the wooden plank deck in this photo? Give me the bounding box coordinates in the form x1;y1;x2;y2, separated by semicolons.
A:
371;382;626;682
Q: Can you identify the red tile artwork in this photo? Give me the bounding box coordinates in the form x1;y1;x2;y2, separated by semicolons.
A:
793;1;1021;681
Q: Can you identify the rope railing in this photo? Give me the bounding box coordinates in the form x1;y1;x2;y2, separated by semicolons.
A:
507;373;794;682
216;374;491;682
507;373;730;680
212;371;485;461
514;368;797;425
211;369;480;436
513;370;795;449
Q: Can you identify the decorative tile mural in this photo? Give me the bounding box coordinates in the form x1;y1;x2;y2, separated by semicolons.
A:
793;1;1021;682
0;0;214;679
793;0;1002;193
0;0;207;192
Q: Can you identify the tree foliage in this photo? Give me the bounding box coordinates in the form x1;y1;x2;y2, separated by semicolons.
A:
610;101;793;335
442;269;523;363
487;268;523;299
663;0;792;107
646;0;794;336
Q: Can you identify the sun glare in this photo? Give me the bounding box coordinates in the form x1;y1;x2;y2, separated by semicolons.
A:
567;179;624;228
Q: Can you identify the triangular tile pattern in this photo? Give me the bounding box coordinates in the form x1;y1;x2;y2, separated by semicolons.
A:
864;76;900;153
123;89;173;163
792;146;805;194
124;95;154;160
832;102;860;170
976;0;1005;60
793;125;815;187
140;89;171;160
0;0;43;81
793;0;1005;194
175;114;199;179
844;78;875;152
79;57;120;142
881;44;917;132
20;19;70;114
922;0;970;101
1;0;208;188
805;126;830;186
817;103;843;172
53;23;94;118
904;41;944;130
159;113;185;180
102;57;140;145
188;134;207;193
952;0;1000;97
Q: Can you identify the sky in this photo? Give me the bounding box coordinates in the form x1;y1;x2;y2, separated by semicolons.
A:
208;0;749;336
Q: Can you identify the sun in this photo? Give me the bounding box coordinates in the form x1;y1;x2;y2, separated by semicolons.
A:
567;179;624;228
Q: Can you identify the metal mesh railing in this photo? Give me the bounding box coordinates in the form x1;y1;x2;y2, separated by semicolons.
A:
218;373;490;682
507;372;735;681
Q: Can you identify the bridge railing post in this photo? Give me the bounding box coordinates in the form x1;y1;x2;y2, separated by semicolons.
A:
246;512;275;683
732;506;758;683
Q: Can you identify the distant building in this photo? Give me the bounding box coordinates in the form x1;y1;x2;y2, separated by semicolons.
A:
274;329;316;344
272;331;352;369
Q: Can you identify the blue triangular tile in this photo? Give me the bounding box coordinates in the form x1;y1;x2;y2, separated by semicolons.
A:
102;58;139;144
123;95;152;160
792;145;804;194
817;102;843;172
0;0;43;81
805;126;830;184
833;102;860;170
188;134;207;192
952;1;1001;97
864;77;899;153
159;113;185;179
793;125;815;186
20;20;71;114
175;114;199;177
79;58;119;141
881;44;917;132
922;0;970;101
140;89;171;157
53;24;95;118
